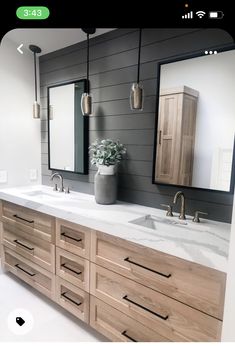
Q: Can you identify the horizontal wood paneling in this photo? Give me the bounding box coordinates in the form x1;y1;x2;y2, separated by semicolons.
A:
40;28;234;223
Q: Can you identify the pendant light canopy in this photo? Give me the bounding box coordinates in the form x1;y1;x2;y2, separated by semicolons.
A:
81;28;96;116
29;44;41;119
130;29;144;111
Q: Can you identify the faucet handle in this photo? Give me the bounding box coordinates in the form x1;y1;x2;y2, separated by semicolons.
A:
160;204;173;217
53;183;58;191
192;211;208;223
64;186;70;194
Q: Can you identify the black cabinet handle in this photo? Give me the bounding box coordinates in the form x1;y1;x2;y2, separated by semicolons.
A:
121;330;137;342
61;263;82;275
123;295;169;321
14;239;34;251
159;130;162;145
61;232;82;243
13;214;34;224
61;292;82;306
15;263;36;277
124;257;171;278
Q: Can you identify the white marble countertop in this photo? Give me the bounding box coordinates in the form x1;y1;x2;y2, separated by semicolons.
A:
0;185;231;272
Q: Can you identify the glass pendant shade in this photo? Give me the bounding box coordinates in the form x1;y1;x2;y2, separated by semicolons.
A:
130;82;144;110
130;29;144;111
29;44;41;119
81;92;92;116
81;28;96;116
33;101;40;119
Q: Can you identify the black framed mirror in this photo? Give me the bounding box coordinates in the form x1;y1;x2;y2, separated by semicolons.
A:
153;47;235;193
47;79;88;174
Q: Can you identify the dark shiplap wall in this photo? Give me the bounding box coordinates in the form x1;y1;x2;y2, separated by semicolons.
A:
40;28;234;222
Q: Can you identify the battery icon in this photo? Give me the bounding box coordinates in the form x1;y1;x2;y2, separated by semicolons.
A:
209;11;224;19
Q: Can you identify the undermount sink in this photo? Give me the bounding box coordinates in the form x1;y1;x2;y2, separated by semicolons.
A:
129;214;188;230
22;190;62;199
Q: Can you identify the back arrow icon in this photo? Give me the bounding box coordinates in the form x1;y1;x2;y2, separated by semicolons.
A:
17;44;23;54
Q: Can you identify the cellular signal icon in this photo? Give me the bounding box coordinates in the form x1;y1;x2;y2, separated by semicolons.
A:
182;11;193;19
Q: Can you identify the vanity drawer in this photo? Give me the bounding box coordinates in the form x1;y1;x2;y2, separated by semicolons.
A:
1;201;55;243
56;219;90;259
55;276;89;323
91;231;225;320
90;296;169;342
3;247;55;300
90;263;222;342
56;248;89;292
2;223;55;273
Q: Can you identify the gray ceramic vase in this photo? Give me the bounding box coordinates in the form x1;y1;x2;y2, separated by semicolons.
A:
94;165;117;204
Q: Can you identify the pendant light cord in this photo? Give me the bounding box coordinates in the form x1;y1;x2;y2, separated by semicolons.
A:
137;28;142;84
34;52;37;101
86;33;89;93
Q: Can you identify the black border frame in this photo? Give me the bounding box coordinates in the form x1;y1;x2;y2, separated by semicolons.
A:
47;78;89;175
152;45;235;194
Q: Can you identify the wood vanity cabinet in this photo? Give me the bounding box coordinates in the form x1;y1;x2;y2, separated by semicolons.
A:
55;219;91;322
0;200;226;342
0;201;56;300
90;230;226;341
90;295;170;342
155;86;198;186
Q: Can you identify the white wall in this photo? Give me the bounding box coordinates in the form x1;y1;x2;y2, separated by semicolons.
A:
222;191;235;340
0;37;41;187
49;83;75;171
160;50;235;190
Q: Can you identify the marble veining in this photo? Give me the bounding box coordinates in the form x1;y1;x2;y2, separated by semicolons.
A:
0;185;231;272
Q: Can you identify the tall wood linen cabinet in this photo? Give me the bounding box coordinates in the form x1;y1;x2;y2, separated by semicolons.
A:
155;86;199;186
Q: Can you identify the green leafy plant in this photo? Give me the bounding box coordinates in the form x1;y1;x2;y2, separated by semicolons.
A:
89;139;127;167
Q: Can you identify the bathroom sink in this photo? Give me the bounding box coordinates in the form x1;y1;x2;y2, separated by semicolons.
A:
129;214;188;230
22;190;62;199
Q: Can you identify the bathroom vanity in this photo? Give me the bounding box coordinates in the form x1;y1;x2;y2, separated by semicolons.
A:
0;186;230;341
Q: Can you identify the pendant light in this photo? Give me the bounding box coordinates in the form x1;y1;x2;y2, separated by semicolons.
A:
81;28;96;116
29;45;42;119
130;29;144;110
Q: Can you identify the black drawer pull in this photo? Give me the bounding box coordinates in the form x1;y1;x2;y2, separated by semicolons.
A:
124;257;171;278
61;263;82;275
122;330;137;342
61;292;82;306
14;239;34;251
15;263;36;277
123;295;169;321
61;232;82;243
13;214;34;224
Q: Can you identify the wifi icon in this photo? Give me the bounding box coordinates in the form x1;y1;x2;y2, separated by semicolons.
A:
196;11;206;18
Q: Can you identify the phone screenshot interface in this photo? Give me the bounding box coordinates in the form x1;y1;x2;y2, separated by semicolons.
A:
0;1;235;344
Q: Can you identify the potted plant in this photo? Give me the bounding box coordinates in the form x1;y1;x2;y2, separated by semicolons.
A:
89;139;127;204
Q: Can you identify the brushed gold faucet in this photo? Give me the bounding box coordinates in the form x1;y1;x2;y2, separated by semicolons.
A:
173;191;186;220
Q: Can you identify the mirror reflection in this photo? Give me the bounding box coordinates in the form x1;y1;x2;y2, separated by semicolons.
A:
153;49;235;192
48;80;88;174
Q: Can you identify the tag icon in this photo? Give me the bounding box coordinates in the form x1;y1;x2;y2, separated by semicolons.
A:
16;317;25;326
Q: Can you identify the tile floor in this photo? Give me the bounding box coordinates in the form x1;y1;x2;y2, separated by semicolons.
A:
0;268;107;342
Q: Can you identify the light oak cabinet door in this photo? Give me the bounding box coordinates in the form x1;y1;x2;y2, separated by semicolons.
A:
90;296;169;342
56;248;89;292
56;277;89;323
91;231;225;320
3;223;55;273
90;263;222;342
155;86;198;186
1;201;55;243
56;219;90;259
3;247;55;300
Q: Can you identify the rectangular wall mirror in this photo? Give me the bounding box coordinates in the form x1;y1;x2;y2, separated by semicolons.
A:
153;48;235;192
48;80;88;174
